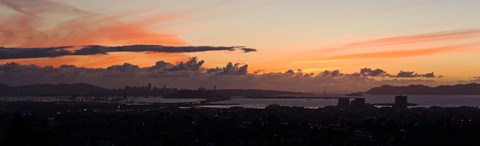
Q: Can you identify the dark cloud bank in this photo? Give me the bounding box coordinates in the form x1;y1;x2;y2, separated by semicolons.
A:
0;45;255;59
359;68;436;78
0;57;440;92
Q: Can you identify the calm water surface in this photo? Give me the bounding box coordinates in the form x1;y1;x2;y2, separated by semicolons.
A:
210;95;480;108
1;95;480;108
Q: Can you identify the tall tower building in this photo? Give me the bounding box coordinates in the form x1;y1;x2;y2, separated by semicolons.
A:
394;95;408;109
337;98;350;107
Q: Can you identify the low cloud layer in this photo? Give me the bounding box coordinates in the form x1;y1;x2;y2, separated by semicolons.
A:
471;76;480;83
0;45;256;59
394;71;436;78
360;68;388;77
357;68;437;78
0;58;440;92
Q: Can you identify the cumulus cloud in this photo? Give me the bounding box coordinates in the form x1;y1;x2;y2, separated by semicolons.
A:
166;57;205;72
223;63;248;75
393;71;437;78
148;61;173;71
0;58;441;92
106;63;140;72
320;70;343;77
356;68;438;78
360;68;388;77
0;45;255;59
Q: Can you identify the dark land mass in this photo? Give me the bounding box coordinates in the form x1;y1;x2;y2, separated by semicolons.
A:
1;102;480;146
359;83;480;95
0;83;304;97
0;83;108;96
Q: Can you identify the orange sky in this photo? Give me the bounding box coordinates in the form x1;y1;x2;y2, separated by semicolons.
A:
1;0;480;83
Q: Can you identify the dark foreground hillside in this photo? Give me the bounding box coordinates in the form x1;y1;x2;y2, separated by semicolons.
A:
1;102;480;146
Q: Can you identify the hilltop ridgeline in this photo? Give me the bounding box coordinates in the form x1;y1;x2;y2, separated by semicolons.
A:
361;83;480;95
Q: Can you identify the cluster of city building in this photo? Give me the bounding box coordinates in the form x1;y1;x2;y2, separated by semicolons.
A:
337;95;410;109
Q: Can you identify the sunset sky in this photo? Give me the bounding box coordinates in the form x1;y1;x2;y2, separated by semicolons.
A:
0;0;479;91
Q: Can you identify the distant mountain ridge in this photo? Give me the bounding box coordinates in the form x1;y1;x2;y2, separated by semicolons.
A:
0;83;304;97
0;83;109;96
362;83;480;95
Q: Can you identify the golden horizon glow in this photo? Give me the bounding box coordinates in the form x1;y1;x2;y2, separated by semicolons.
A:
1;0;480;84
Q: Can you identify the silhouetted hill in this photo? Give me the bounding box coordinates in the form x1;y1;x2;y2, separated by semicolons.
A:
0;83;109;96
363;83;480;95
0;83;9;93
0;83;7;88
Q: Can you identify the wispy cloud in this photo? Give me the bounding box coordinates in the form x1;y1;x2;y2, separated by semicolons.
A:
0;0;258;47
0;0;268;67
131;0;236;26
140;0;285;29
322;45;471;60
0;0;284;48
0;0;186;47
0;0;91;18
344;29;480;48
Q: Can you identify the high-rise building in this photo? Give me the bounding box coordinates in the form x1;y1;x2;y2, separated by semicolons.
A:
351;98;365;106
394;95;408;109
337;98;350;107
